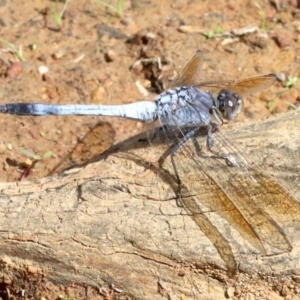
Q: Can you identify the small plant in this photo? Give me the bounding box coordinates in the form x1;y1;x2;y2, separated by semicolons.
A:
285;76;298;88
203;26;224;39
94;0;125;18
214;26;224;35
267;84;298;112
267;97;276;112
20;148;53;161
254;2;267;31
0;38;25;61
50;0;70;27
19;148;53;180
285;102;299;110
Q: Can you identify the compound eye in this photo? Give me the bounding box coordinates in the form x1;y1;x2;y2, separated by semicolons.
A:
217;89;243;120
218;92;226;111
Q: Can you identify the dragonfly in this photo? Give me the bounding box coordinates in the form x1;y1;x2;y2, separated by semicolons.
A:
1;50;299;271
0;51;277;186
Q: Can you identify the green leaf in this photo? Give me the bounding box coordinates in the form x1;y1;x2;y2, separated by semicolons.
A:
19;148;41;160
285;102;299;110
5;142;13;150
215;26;223;34
204;31;214;39
285;76;298;88
267;99;275;112
43;150;53;159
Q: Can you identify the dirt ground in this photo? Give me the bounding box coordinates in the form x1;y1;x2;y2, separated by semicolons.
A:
0;0;300;299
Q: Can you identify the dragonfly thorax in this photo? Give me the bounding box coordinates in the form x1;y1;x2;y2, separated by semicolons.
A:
156;86;215;127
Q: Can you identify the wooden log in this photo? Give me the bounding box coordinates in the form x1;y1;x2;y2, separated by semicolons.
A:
0;110;299;299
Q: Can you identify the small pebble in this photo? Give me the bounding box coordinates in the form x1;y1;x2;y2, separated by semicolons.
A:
221;37;239;46
144;32;157;41
38;65;49;75
178;25;202;33
231;25;258;36
276;72;286;82
226;286;235;298
52;49;65;60
0;142;6;154
27;265;39;275
42;74;56;84
274;31;293;49
104;50;117;62
91;86;106;103
5;61;23;78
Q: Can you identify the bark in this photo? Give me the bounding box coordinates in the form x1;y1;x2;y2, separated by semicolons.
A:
0;110;300;299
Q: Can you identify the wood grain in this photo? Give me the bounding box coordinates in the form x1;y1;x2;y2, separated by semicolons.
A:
0;110;299;299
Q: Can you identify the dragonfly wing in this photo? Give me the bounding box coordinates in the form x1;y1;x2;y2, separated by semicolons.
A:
170;50;204;88
157;129;264;271
158;108;299;259
195;128;300;252
196;74;278;97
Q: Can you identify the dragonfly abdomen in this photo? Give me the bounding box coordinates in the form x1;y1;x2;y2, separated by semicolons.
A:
0;101;159;122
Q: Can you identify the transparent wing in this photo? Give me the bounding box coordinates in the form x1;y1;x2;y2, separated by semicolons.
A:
157;122;300;270
196;73;278;97
170;50;204;88
169;49;277;97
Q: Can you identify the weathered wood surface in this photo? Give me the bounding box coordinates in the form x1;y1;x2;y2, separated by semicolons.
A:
0;110;299;299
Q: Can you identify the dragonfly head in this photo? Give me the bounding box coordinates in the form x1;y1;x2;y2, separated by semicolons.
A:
217;89;243;120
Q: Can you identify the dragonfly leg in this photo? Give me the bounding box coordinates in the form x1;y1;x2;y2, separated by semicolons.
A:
171;127;200;206
206;124;241;167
